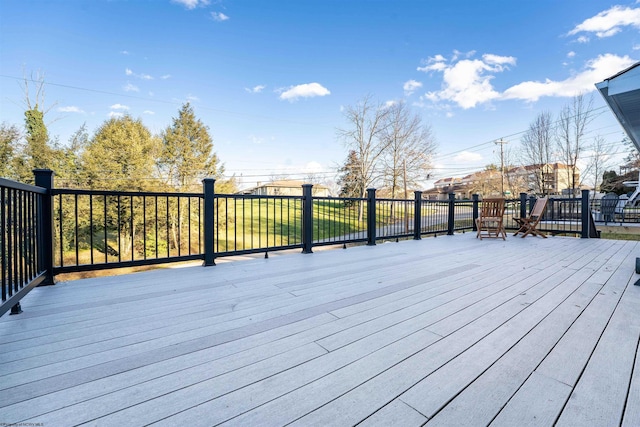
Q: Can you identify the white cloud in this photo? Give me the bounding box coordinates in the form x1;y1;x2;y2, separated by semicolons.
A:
502;53;637;102
58;106;85;114
161;74;172;80
126;68;154;80
186;94;200;102
250;134;265;144
123;83;139;92
304;161;324;174
245;85;266;94
403;79;422;95
172;0;210;9
108;111;124;118
211;11;229;21
418;52;516;109
567;51;576;58
110;104;130;110
454;151;483;163
482;53;517;68
279;83;330;101
634;44;640;50
568;5;640;39
143;110;155;115
120;50;130;55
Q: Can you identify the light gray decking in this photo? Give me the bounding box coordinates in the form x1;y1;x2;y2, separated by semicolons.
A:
1;233;639;426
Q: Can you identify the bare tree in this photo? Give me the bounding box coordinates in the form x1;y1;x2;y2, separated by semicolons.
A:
583;134;617;193
380;101;437;199
556;93;595;196
503;144;529;196
520;111;554;195
337;95;391;220
17;71;60;181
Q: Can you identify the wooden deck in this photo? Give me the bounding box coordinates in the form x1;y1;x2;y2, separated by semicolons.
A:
1;233;640;426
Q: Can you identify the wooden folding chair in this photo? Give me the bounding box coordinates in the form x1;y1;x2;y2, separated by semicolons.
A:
476;198;506;240
513;197;548;238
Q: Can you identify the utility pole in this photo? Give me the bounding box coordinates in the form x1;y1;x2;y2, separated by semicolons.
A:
495;138;508;195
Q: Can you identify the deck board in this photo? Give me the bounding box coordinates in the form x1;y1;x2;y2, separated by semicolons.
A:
1;233;639;426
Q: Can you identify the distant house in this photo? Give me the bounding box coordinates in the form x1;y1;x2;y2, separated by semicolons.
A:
506;163;580;195
425;162;580;199
241;180;330;197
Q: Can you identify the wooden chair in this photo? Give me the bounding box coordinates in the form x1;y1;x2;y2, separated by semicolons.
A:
600;192;619;224
513;197;548;238
476;198;506;240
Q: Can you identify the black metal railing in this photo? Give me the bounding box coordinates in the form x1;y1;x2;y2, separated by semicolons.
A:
513;192;591;237
212;193;303;257
418;197;451;236
589;197;640;224
311;195;368;248
1;169;599;316
52;189;204;273
0;174;49;317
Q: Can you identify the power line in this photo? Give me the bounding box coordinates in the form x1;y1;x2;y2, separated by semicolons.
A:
0;74;335;128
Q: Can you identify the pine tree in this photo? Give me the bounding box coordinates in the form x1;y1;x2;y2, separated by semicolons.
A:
159;103;223;192
337;150;362;206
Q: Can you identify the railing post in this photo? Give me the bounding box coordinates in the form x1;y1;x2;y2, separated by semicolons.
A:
302;184;314;254
367;188;376;246
33;169;54;286
203;178;216;266
528;195;536;215
519;193;527;219
472;194;479;232
447;193;456;235
581;189;590;239
413;191;422;240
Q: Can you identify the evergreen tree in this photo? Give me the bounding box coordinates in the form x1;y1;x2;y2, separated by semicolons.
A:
24;107;51;168
159;103;223;191
337;150;363;205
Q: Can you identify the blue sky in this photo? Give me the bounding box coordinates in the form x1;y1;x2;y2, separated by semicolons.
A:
1;0;639;190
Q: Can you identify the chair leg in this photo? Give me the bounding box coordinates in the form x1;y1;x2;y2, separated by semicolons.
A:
531;228;547;238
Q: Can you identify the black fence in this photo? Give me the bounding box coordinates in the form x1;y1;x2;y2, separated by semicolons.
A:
589;197;640;224
1;169;596;316
0;171;51;317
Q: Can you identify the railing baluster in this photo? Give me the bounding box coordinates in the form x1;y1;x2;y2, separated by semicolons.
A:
155;196;159;258
89;194;94;265
143;196;147;260
177;196;181;257
117;195;122;262
103;194;107;264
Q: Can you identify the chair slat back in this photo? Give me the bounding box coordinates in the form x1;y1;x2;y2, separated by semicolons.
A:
481;198;505;218
531;197;548;218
